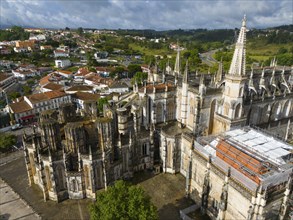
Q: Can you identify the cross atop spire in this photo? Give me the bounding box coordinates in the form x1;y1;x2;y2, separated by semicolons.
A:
228;14;247;76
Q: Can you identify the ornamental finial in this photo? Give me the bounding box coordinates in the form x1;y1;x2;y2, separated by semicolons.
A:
242;14;247;27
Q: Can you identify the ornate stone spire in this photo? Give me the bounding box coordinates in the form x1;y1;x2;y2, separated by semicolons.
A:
174;42;181;76
259;68;267;91
280;66;290;93
270;67;277;88
216;57;223;83
183;59;189;83
248;67;256;93
228;15;247;76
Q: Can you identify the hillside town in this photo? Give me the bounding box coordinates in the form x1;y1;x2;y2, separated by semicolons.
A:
0;14;292;220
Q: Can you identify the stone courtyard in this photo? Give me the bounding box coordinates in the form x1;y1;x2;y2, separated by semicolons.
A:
0;153;199;220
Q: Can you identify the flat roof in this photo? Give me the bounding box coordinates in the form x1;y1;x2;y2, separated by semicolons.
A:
224;128;293;166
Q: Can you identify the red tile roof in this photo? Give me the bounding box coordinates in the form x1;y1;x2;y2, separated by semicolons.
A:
73;92;100;101
9;101;33;113
43;82;64;91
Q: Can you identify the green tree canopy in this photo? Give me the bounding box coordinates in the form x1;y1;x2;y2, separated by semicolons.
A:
127;64;142;77
97;97;109;114
77;27;84;35
0;133;17;153
131;71;148;85
89;180;157;220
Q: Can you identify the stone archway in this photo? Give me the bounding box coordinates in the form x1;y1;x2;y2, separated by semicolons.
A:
235;103;241;119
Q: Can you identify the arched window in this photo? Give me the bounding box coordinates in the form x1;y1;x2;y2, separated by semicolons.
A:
283;100;291;117
239;87;244;97
56;165;65;190
235;104;241;119
167;102;175;121
71;179;78;192
272;102;281;121
84;166;90;190
156;102;163;123
261;105;270;123
167;141;172;168
142;143;148;156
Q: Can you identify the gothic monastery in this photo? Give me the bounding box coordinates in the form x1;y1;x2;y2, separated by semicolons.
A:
22;16;293;220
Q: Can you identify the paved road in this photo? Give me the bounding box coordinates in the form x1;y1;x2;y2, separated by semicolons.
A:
199;49;219;67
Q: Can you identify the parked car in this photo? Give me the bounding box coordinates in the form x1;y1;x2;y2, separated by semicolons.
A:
11;123;23;131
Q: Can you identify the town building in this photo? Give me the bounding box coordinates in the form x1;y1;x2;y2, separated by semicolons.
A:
22;16;293;219
8;91;71;124
12;68;40;80
41;82;64;93
0;73;17;98
55;59;71;68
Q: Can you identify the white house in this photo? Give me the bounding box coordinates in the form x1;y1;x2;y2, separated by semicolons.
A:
55;59;71;68
41;82;64;93
108;82;129;94
12;68;40;80
57;70;73;78
65;85;94;94
71;92;99;110
14;47;29;53
0;73;16;98
54;49;69;58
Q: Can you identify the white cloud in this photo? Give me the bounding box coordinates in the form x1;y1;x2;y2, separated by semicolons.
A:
0;0;291;29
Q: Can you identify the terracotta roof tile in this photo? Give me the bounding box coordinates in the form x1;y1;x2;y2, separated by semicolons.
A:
9;101;33;113
66;85;93;91
43;82;63;91
73;92;100;101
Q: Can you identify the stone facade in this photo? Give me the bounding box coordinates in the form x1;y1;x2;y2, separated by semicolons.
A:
22;15;293;219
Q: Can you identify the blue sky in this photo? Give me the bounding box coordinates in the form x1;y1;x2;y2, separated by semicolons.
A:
1;0;292;29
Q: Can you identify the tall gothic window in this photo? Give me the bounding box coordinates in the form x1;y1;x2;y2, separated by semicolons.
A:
84;166;90;190
56;166;65;190
156;102;163;123
235;104;241;119
167;102;175;121
71;179;78;192
142;143;148;156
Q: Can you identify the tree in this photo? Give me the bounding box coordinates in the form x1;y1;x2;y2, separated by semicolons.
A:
89;180;157;220
8;91;21;100
0;133;17;153
127;64;142;77
77;27;84;35
22;85;32;95
131;72;148;85
97;97;109;114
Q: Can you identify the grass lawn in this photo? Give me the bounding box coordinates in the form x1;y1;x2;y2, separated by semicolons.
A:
129;43;175;56
246;41;291;56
